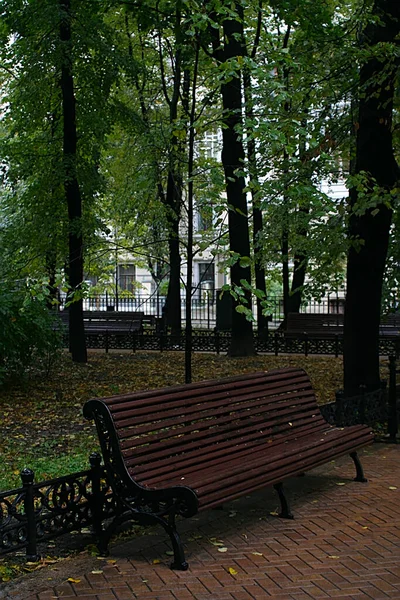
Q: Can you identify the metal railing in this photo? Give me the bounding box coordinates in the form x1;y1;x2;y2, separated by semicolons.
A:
59;293;345;329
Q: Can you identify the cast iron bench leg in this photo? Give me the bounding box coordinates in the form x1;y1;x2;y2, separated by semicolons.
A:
273;482;294;519
167;513;188;571
350;451;368;482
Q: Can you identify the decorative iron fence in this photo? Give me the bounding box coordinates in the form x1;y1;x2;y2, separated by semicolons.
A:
59;329;400;358
0;453;116;560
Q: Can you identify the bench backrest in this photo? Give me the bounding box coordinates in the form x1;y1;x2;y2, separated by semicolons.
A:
286;312;344;332
380;313;400;328
83;368;327;489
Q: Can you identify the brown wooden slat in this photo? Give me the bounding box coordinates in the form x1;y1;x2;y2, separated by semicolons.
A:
124;415;327;480
117;388;317;446
104;370;271;408
132;420;331;485
137;425;371;492
119;399;323;462
111;372;313;423
199;435;372;511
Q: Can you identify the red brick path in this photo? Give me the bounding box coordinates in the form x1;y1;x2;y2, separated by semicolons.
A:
14;445;400;599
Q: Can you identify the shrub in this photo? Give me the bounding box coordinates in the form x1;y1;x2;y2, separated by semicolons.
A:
0;281;62;384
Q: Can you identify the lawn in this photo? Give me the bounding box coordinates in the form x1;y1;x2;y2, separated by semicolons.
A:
0;350;387;492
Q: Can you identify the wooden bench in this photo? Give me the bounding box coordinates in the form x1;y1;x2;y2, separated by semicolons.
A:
83;368;374;570
379;313;400;337
284;312;344;338
56;311;147;333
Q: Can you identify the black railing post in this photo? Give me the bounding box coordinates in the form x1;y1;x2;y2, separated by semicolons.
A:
388;355;398;442
21;468;39;562
89;452;104;539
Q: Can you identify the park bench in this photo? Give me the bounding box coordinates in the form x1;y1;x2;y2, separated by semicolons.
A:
83;367;373;570
56;310;149;333
283;312;344;338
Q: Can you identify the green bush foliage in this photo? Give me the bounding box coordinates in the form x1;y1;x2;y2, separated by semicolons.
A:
0;282;62;384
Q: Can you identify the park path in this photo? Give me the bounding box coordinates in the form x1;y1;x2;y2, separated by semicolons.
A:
9;444;400;600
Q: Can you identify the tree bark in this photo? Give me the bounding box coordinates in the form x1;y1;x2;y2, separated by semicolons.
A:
220;5;255;356
344;0;399;396
59;0;87;363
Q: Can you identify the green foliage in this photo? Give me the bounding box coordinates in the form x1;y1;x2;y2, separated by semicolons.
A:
0;281;62;385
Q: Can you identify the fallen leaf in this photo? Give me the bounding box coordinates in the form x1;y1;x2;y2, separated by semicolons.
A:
328;556;340;559
252;552;263;556
152;559;161;564
218;547;228;553
336;482;346;486
229;567;238;575
165;551;174;556
91;570;103;575
67;578;81;584
389;486;397;490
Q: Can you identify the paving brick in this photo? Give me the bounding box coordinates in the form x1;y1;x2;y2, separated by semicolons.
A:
10;445;400;600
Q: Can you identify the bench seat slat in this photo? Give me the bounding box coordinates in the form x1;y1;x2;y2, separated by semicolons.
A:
197;432;372;509
136;426;372;493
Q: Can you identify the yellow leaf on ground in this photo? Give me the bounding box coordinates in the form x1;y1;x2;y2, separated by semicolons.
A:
229;567;238;575
218;547;228;553
389;486;397;490
336;482;346;486
67;578;81;583
328;556;340;559
252;552;263;556
152;559;161;564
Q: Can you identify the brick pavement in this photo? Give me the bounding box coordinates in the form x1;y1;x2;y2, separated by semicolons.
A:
6;444;400;600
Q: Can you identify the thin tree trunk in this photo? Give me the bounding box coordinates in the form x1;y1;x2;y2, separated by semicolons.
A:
344;0;399;396
243;49;268;337
287;117;310;314
185;42;199;384
59;0;87;363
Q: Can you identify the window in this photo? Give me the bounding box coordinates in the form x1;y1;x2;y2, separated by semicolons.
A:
198;262;215;293
118;264;136;292
201;131;220;159
197;205;213;231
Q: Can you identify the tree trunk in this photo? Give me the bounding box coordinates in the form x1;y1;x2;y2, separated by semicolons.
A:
344;0;399;396
59;0;87;363
221;6;254;356
287;205;310;314
243;63;268;337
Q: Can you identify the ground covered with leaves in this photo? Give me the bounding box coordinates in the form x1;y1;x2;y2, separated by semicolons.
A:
0;350;352;492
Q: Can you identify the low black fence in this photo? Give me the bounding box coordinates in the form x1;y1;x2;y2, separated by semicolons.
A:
61;329;400;358
1;359;398;561
0;453;116;561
